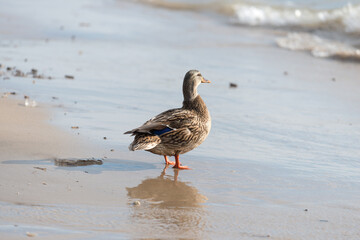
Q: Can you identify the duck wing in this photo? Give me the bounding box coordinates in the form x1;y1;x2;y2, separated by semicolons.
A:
124;108;197;136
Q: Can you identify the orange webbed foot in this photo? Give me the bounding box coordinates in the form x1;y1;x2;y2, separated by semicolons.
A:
164;156;175;166
173;164;191;170
173;154;190;170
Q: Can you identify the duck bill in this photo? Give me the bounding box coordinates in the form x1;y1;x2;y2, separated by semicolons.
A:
201;77;211;83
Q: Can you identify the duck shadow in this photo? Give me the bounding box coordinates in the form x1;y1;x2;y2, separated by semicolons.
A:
1;158;156;174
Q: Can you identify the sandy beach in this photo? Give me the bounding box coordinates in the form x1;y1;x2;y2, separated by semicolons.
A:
1;0;360;239
0;98;90;161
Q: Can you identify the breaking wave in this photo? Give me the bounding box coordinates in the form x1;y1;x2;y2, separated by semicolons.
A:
136;0;360;61
232;2;360;34
277;32;360;61
138;0;360;34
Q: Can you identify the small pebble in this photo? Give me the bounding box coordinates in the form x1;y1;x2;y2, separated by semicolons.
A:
34;74;45;79
133;200;141;206
229;83;237;88
15;69;25;77
110;149;114;152
65;75;74;79
26;232;37;237
103;137;107;140
71;126;79;129
24;98;37;107
34;167;46;171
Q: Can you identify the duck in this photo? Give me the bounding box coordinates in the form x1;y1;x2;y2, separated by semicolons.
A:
124;70;211;169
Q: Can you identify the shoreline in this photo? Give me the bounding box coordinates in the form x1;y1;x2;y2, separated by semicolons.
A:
0;96;93;162
0;96;151;208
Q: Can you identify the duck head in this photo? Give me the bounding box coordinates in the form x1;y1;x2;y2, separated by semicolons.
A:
183;70;210;101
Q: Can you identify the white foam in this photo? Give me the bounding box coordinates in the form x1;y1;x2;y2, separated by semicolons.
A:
135;0;360;34
277;32;360;60
232;3;360;34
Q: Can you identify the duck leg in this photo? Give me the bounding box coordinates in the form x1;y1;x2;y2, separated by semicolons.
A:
164;155;175;165
173;154;190;170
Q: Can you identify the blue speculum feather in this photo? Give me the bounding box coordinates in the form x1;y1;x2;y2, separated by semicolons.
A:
151;127;173;136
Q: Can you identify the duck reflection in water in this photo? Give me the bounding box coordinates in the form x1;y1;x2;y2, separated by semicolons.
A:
127;165;207;208
126;166;207;237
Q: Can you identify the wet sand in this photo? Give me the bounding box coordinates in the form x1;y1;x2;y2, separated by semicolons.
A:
0;98;88;161
1;0;360;239
0;97;208;239
1;97;359;240
0;97;101;205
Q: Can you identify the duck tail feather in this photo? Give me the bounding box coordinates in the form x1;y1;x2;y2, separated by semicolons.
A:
128;134;161;151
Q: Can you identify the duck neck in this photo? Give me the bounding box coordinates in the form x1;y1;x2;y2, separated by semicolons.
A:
183;79;199;102
183;95;209;118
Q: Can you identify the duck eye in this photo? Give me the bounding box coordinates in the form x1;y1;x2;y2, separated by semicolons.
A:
197;73;202;77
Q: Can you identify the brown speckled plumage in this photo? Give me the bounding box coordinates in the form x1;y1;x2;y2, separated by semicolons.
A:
124;70;211;169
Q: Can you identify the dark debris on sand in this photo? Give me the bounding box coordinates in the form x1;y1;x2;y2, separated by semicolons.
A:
0;63;66;80
229;82;238;88
65;75;74;79
55;158;103;167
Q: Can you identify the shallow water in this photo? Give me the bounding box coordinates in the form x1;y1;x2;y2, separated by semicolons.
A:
1;161;360;239
1;0;360;239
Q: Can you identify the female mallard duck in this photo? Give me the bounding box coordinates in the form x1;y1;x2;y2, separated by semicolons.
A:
124;70;211;169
